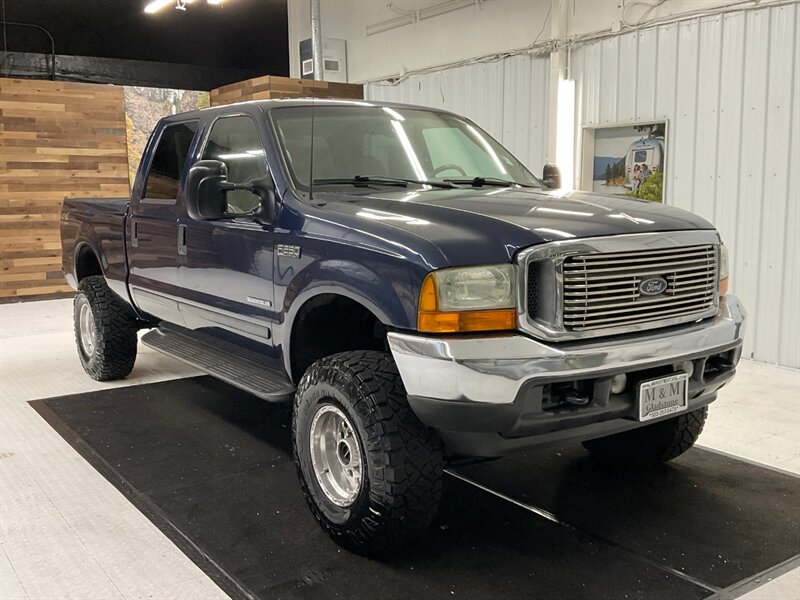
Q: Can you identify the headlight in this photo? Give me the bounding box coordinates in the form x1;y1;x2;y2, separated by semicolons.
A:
418;264;517;333
436;265;515;310
718;244;729;295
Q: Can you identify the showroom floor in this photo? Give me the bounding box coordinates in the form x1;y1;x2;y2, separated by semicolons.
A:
1;299;798;600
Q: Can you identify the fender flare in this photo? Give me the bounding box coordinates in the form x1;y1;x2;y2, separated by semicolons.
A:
280;285;398;381
71;240;102;284
278;254;419;380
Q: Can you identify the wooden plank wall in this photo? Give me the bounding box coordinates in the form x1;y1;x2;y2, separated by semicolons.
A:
0;78;130;299
210;75;363;106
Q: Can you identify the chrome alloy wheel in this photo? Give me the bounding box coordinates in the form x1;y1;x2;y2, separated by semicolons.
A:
77;298;97;357
309;404;363;507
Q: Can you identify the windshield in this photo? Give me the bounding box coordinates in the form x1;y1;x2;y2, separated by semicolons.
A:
270;105;543;191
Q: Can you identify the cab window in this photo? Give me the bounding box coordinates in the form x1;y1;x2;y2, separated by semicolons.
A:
202;115;268;214
144;122;198;200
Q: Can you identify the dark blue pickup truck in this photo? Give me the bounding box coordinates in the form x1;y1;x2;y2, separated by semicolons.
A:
61;99;745;554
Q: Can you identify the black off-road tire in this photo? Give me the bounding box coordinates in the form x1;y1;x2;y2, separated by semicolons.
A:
293;350;444;555
73;276;139;381
582;407;708;466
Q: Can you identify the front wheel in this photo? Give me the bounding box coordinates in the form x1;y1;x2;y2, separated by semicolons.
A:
74;276;139;381
582;407;708;466
293;350;444;555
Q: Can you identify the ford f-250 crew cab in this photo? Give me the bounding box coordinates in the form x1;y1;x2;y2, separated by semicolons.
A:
62;100;746;555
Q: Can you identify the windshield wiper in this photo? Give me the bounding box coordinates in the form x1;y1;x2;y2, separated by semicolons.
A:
444;176;539;188
313;175;455;189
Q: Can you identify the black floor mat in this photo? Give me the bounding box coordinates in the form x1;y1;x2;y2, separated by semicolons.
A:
454;444;800;589
32;376;800;600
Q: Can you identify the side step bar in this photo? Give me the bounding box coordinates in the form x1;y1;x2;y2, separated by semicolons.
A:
141;324;295;402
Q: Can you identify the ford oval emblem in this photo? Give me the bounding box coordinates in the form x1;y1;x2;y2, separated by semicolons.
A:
640;277;668;296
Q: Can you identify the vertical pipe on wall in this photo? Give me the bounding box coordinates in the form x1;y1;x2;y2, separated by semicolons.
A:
310;0;324;81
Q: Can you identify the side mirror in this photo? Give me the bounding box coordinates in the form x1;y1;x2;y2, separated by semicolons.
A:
542;163;561;189
186;159;228;220
245;175;276;225
186;160;276;225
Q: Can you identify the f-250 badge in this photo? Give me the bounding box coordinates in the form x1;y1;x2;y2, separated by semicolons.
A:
276;244;301;258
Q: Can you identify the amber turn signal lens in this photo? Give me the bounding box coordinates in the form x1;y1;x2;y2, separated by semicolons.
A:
419;273;438;312
418;308;517;333
718;277;729;296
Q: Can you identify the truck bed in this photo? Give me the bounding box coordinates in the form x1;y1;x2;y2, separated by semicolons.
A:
63;196;130;214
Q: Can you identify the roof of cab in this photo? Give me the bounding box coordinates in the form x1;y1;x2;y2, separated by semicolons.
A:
159;97;458;124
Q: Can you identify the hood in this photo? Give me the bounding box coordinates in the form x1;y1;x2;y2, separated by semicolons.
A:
304;187;715;267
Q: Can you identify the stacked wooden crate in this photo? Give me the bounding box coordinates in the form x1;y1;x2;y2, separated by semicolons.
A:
0;78;130;299
210;75;363;106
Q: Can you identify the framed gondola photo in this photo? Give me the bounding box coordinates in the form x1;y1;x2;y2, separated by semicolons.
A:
580;121;667;203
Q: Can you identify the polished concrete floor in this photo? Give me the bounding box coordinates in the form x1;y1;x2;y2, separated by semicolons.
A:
1;298;799;599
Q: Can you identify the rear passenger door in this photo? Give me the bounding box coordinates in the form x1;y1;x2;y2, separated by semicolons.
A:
176;113;276;349
128;120;199;325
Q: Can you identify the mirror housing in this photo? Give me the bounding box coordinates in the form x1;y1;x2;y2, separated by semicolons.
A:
186;159;276;225
244;175;276;225
542;163;561;189
186;159;229;220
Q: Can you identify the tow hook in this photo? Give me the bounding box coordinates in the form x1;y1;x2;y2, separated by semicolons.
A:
559;387;590;406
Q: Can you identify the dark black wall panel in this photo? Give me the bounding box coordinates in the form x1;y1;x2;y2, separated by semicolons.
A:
1;0;288;86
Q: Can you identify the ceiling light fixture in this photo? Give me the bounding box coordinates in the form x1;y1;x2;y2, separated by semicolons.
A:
144;0;224;14
144;0;173;13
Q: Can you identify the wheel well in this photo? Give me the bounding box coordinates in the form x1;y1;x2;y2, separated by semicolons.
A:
290;294;388;384
75;245;102;283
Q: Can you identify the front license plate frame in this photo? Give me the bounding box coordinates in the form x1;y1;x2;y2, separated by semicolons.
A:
637;372;689;422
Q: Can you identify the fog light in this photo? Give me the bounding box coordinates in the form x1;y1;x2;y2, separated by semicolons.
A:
610;373;627;394
675;360;695;378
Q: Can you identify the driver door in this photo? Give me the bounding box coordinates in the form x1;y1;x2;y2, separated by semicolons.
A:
176;112;277;350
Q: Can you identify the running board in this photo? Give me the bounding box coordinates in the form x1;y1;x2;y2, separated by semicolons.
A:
141;324;295;402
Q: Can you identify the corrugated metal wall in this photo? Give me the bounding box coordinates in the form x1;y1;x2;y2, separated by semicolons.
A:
365;3;798;368
571;2;799;367
366;54;550;174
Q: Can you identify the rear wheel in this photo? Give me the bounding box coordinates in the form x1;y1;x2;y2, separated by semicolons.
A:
74;276;139;381
293;350;444;555
582;407;708;465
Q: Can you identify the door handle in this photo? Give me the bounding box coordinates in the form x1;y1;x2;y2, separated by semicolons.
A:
131;221;139;247
177;224;187;256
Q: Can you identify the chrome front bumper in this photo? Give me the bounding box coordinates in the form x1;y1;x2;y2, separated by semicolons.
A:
388;295;746;406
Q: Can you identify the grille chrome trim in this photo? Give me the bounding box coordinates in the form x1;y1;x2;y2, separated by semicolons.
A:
563;304;716;328
564;295;714;320
563;262;715;280
563;244;716;331
516;230;722;341
563;245;715;261
564;288;713;308
564;247;715;263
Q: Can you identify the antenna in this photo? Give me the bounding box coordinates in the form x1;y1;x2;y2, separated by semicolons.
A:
309;98;316;200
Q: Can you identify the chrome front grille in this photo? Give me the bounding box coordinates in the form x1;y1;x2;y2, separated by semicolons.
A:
561;245;717;331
